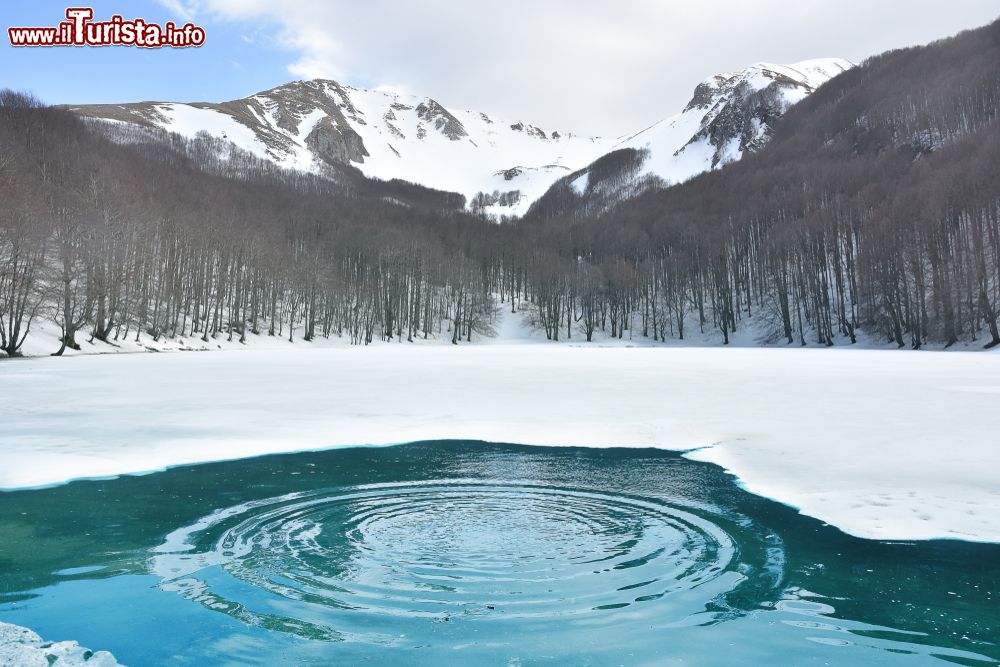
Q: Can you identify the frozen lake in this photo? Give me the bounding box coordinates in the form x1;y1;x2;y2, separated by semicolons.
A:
2;346;999;542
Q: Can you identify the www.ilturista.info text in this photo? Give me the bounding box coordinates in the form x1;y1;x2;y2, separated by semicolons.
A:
8;7;205;48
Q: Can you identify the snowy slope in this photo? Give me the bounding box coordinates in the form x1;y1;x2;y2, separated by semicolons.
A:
617;59;853;183
313;84;615;218
65;59;851;218
66;80;615;218
530;59;853;217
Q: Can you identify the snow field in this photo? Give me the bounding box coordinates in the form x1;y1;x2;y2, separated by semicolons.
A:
2;344;997;543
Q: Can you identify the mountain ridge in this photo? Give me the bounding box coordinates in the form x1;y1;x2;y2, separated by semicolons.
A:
61;58;852;219
526;58;853;219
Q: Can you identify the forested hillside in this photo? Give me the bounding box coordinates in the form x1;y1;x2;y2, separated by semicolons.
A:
0;95;497;356
512;18;1000;348
1;18;998;356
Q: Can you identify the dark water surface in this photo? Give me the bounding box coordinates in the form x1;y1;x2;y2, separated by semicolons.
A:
0;442;997;666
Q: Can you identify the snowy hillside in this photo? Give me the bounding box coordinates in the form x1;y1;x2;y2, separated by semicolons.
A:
65;80;614;218
529;59;853;218
618;59;854;183
64;59;851;218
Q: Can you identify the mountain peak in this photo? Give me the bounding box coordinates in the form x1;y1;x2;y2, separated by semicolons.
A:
62;57;850;219
527;58;853;219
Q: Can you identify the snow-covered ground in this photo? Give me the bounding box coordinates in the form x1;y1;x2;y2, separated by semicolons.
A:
2;341;998;544
16;298;992;359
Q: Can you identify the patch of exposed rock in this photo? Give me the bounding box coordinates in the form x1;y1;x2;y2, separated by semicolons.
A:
0;622;121;667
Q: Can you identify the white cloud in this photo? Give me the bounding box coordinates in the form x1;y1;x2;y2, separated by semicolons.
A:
163;0;999;135
157;0;202;22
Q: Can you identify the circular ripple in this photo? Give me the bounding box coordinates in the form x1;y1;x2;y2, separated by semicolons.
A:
151;481;783;639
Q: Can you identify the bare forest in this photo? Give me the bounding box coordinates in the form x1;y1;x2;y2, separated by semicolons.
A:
2;20;999;356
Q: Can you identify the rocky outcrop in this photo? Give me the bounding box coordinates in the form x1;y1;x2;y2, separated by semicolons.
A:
415;100;468;140
305;116;369;165
0;622;121;667
686;79;792;168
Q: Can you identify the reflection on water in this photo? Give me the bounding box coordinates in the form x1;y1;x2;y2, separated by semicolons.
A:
0;442;997;666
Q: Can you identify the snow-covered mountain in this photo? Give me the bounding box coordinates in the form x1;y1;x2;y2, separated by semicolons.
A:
65;81;613;217
529;59;854;218
64;58;851;218
619;59;852;180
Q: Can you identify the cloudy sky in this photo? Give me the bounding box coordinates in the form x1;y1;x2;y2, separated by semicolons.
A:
3;1;998;135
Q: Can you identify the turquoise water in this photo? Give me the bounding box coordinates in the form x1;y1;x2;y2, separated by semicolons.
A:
0;442;997;665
